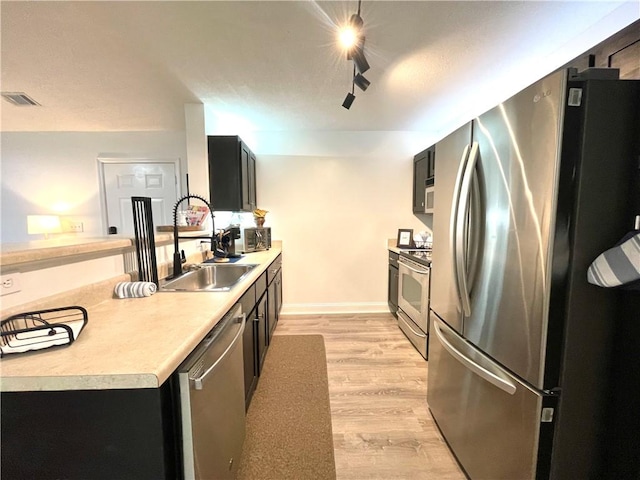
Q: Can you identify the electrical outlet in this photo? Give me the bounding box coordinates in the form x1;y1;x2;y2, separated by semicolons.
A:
61;219;84;233
68;221;84;233
1;273;22;296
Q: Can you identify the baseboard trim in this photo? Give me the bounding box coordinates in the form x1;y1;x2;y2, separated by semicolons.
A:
280;302;390;315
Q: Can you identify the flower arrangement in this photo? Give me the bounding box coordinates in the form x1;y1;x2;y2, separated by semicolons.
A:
253;208;268;227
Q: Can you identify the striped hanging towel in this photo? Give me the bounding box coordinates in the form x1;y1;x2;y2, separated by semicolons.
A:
114;281;157;299
587;231;640;289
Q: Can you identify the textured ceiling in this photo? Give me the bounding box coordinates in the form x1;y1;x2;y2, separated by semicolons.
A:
1;1;637;138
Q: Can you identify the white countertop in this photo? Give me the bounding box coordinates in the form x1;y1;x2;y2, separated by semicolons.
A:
0;247;281;392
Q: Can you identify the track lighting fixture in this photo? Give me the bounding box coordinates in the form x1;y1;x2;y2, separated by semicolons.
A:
339;0;371;109
349;33;369;74
354;73;370;91
349;12;363;29
342;92;356;110
343;64;356;110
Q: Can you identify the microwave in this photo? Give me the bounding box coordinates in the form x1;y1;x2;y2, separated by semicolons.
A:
242;227;271;252
424;146;435;214
424;182;435;214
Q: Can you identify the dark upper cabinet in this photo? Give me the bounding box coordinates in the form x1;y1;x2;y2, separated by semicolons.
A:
412;145;435;213
208;135;257;212
559;19;639;80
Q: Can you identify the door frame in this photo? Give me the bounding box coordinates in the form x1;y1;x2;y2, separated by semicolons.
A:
97;156;182;235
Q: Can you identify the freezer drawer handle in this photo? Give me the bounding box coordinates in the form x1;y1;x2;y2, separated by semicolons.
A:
398;311;426;338
192;313;246;390
433;319;516;395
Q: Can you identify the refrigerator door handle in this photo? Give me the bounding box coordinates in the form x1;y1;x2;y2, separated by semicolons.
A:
456;141;479;317
450;144;471;314
467;162;483;291
433;318;517;395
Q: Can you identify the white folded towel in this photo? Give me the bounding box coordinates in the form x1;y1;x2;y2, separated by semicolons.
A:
114;281;157;299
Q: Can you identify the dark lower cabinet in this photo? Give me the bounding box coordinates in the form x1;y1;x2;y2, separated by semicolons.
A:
268;279;277;342
267;271;283;342
1;257;286;478
275;270;283;318
239;284;258;409
240;272;269;409
266;254;283;344
242;304;258;409
0;383;179;480
255;293;268;375
267;276;281;339
388;251;399;316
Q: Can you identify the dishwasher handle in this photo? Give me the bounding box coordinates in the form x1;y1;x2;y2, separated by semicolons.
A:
191;312;246;390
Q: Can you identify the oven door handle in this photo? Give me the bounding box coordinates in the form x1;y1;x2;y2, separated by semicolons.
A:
398;259;429;275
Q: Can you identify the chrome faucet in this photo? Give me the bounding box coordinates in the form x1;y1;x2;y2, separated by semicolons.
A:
172;194;216;278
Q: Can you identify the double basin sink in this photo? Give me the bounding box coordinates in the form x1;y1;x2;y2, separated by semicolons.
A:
160;263;258;292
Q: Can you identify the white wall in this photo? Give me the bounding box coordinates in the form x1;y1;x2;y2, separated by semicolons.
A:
1;128;429;314
250;131;432;313
0;131;187;243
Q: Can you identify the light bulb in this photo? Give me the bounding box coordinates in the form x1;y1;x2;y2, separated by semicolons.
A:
339;27;357;49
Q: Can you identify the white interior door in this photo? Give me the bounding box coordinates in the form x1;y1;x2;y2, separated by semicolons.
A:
102;161;178;236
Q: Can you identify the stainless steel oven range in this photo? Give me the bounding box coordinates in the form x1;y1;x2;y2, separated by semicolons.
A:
397;250;431;359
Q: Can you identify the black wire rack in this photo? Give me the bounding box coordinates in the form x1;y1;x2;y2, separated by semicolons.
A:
131;196;159;286
0;306;88;357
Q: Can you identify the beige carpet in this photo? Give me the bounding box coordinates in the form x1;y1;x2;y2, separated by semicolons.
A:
237;334;336;480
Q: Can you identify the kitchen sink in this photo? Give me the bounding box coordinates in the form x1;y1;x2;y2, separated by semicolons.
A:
160;264;258;292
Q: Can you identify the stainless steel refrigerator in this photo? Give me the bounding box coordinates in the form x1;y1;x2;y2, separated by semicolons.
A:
427;68;640;480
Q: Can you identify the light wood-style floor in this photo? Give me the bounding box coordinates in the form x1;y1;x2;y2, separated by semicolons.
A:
274;313;466;480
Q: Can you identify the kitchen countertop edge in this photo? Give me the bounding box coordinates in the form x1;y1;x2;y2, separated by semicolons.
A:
0;247;282;392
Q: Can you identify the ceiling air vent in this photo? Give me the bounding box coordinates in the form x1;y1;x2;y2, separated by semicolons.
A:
1;92;40;106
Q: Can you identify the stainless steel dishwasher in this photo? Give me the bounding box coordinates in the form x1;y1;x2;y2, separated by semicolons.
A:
177;304;246;480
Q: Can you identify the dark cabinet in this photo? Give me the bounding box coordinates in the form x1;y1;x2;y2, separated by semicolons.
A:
268;269;283;340
388;251;399;316
255;293;268;375
0;384;179;479
0;261;284;479
240;271;267;409
274;270;282;322
242;308;257;410
412;145;435;213
266;254;282;344
268;280;277;342
239;284;258;409
208;135;257;212
559;19;640;80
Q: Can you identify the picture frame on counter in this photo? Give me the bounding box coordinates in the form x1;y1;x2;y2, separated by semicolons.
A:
397;229;413;248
